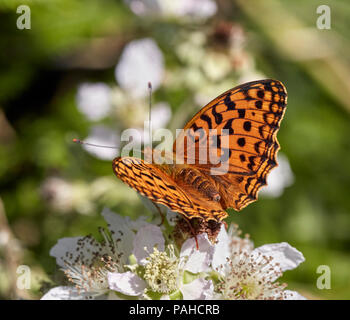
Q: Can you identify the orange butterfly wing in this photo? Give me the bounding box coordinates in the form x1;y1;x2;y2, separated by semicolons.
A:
173;79;287;211
112;157;227;221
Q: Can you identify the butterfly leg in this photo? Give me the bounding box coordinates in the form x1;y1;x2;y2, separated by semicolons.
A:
152;202;165;227
182;217;199;250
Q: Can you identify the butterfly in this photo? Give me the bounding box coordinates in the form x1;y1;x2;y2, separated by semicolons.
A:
112;79;287;222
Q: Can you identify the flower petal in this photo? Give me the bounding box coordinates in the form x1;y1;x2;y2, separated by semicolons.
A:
211;224;230;272
284;290;307;300
260;153;294;198
253;242;305;273
115;38;164;98
132;224;165;265
181;278;214;300
227;224;254;255
108;271;147;296
180;233;214;273
76;82;111;121
102;208;136;261
151;102;172;129
50;237;95;268
41;286;86;300
82;125;119;160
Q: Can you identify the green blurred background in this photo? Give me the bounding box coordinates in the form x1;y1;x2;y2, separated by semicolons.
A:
0;0;349;299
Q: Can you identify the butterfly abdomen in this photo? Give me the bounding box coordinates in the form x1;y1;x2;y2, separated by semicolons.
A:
176;167;221;202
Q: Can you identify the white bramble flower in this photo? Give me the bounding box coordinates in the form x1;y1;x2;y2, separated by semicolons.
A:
115;38;164;98
40;177;74;213
108;224;215;300
41;209;148;300
82;125;119;161
125;0;217;20
43;209;306;300
40;177;94;215
149;102;172;131
260;153;295;198
212;225;306;300
76;83;112;121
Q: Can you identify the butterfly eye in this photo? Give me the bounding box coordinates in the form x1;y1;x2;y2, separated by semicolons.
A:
213;194;221;202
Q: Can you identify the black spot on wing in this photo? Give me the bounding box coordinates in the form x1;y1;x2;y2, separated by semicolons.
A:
224;93;236;110
212;104;223;125
200;114;212;129
223;119;234;134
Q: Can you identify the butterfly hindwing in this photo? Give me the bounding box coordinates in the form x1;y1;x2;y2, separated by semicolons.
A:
112;157;228;221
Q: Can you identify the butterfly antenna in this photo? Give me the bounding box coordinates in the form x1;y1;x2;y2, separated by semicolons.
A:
148;82;152;146
73;138;145;156
72;138;120;150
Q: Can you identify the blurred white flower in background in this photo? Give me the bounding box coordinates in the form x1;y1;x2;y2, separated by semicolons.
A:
238;71;267;85
194;79;236;108
260;153;295;198
175;32;206;67
125;0;217;19
115;38;164;98
76;83;112;121
125;0;161;16
150;102;172;130
40;177;74;213
40;177;95;215
202;52;231;81
134;102;172;145
83;125;119;160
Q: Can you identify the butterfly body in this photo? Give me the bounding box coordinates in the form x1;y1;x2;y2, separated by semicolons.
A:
113;79;287;222
176;166;221;202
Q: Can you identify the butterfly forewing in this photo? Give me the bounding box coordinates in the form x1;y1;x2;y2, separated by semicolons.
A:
173;79;287;211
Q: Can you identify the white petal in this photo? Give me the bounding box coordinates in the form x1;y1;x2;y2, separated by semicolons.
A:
125;0;161;16
115;38;164;98
40;177;73;213
211;224;230;273
126;0;217;19
260;153;294;198
41;286;85;300
180;233;214;273
181;278;214;300
159;0;217;19
108;271;147;296
82;125;119;160
102;208;136;261
284;290;307;300
252;242;305;278
132;224;165;265
150;102;172;129
103;207;150;234
50;236;94;268
128;215;152;231
76;83;111;121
